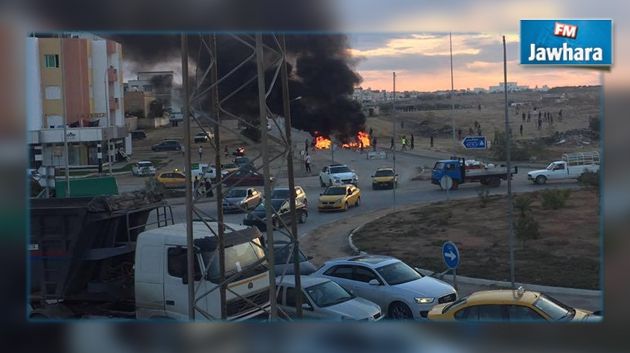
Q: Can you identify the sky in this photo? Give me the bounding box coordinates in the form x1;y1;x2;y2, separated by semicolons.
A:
336;0;626;91
347;33;601;92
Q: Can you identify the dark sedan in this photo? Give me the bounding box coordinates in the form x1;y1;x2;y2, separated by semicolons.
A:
222;170;274;187
151;140;183;152
243;199;307;231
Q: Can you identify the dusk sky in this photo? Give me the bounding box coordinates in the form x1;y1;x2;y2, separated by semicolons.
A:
347;33;601;92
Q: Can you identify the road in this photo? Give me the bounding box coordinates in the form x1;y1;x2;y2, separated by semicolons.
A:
126;145;575;243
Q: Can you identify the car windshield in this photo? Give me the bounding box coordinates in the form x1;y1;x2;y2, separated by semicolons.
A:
533;294;575;321
271;189;290;199
330;166;351;174
305;280;353;307
226;189;247;198
323;187;346;196
255;199;285;212
202;238;267;283
433;162;445;170
375;261;422;285
273;244;307;264
375;169;394;177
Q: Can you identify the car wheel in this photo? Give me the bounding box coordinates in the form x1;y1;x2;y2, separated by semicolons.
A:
298;211;307;224
535;175;547;185
320;178;326;187
389;302;413;320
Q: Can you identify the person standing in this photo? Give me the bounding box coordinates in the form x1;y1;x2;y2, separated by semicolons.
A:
224;145;229;158
519;124;523;136
369;127;373;136
305;138;309;153
204;178;213;198
304;152;312;174
410;134;415;150
372;136;378;151
390;136;395;150
430;134;434;148
198;145;203;161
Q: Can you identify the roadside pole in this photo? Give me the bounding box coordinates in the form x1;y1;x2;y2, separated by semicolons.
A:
256;34;278;320
503;35;516;289
181;33;195;320
280;35;303;318
449;32;456;151
392;72;396;209
59;36;70;197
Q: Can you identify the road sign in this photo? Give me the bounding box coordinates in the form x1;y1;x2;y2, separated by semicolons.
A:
442;241;460;269
439;175;453;190
462;136;487;149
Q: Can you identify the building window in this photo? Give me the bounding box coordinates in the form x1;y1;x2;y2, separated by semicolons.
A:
44;54;59;68
44;86;62;100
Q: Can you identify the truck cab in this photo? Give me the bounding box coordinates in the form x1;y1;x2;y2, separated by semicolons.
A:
431;160;464;185
135;222;270;321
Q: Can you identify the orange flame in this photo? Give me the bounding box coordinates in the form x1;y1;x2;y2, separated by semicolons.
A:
342;131;371;149
314;136;332;149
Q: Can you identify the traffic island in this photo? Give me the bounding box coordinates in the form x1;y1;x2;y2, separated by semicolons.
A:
351;188;600;290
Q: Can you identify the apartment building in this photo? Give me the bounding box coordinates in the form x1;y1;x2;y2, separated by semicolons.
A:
26;34;130;168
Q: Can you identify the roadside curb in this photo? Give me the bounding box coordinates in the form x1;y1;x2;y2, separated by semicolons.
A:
347;212;601;298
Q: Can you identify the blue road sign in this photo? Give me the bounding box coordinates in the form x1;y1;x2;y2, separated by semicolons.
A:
461;136;487;149
442;241;460;269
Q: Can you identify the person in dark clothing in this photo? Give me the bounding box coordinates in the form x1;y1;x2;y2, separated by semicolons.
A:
204;178;213;197
519;124;523;136
224;145;229;158
372;136;378;151
522;112;526;122
390;136;395;150
457;129;463;140
369;127;373;136
305;138;309;153
430;134;434;148
410;134;415;150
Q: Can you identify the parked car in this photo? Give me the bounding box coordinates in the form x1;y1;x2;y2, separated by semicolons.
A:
272;240;317;276
271;186;308;208
223;170;274;187
318;185;360;212
312;255;457;319
151;139;183;152
156;170;187;188
222;187;262;212
193;131;214;143
234;156;253;170
131;160;157;176
319;164;358;187
243;198;308;231
428;288;600;322
276;276;383;321
372;167;398;190
130;130;147;140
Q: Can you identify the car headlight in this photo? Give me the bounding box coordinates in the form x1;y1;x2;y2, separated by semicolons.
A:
414;297;435;304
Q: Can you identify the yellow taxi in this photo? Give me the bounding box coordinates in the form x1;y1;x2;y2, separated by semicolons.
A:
156;169;187;188
318;184;361;212
428;287;599;322
371;167;398;190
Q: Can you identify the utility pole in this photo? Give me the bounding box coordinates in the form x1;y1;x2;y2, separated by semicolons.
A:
392;72;396;209
210;34;227;320
256;33;278;320
503;35;516;289
450;32;456;151
181;33;195;320
280;35;302;318
59;36;70;197
104;69;112;175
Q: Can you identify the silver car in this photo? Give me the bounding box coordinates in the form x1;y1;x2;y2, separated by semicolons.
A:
312;255;457;319
276;276;383;321
222;187;261;212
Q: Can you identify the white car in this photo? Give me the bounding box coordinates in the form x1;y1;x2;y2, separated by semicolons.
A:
276;276;383;321
312;255;457;319
131;161;157;176
319;164;358;187
190;163;230;181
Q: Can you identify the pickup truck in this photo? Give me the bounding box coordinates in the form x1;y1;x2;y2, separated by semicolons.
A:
527;152;599;185
431;158;517;189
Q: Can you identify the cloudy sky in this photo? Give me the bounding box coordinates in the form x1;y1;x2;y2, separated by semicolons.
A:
347;32;600;92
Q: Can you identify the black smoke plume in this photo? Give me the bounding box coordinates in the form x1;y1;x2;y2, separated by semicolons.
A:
112;34;366;141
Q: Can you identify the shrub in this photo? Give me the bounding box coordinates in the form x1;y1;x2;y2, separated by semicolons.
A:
541;189;571;210
513;194;533;217
515;213;540;242
477;188;490;208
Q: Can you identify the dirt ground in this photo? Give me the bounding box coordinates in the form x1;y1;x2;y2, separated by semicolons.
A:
352;188;600;289
366;86;600;162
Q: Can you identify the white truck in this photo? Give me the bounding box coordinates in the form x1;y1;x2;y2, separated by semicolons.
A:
29;195;270;320
528;151;600;185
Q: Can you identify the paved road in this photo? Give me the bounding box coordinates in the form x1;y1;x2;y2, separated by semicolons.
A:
131;146;576;243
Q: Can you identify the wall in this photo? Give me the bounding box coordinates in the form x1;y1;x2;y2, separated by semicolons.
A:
26;37;43;131
62;38;91;125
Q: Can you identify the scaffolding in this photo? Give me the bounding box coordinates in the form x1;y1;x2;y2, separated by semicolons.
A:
180;33;303;321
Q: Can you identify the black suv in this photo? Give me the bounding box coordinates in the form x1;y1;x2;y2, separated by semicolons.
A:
151;140;182;152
